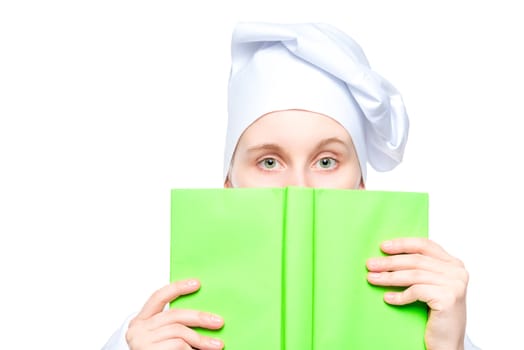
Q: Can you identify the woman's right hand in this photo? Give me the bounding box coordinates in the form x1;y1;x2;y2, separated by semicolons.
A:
125;279;225;350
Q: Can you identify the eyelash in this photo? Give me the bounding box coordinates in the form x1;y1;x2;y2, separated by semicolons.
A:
315;157;338;170
257;157;282;170
256;155;339;171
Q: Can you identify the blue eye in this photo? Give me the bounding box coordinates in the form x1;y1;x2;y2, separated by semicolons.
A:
317;157;337;169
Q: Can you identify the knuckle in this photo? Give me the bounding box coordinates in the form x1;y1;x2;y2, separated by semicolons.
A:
410;253;424;265
451;261;469;284
453;278;468;299
151;287;167;302
172;323;185;333
381;271;392;282
422;238;436;252
125;323;142;347
461;268;470;284
128;317;138;328
185;329;207;349
171;338;188;349
197;311;210;324
405;285;422;302
126;318;144;339
409;284;423;296
452;257;466;268
124;329;133;344
197;333;208;346
438;289;457;309
412;269;425;281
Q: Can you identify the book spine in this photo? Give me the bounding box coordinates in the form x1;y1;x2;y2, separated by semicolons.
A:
282;187;314;350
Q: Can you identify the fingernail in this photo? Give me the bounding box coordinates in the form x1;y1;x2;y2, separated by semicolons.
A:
209;338;223;348
368;272;381;279
186;279;199;287
367;259;378;268
382;240;393;249
210;314;223;324
384;292;396;302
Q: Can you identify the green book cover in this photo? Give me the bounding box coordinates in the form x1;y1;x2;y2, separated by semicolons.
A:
170;187;428;349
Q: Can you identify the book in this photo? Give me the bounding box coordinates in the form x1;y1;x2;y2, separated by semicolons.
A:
170;187;428;349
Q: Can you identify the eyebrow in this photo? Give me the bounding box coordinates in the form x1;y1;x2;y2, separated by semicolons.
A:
246;137;350;154
246;143;286;154
314;137;350;149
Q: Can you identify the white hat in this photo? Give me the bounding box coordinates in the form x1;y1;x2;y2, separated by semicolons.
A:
224;22;409;181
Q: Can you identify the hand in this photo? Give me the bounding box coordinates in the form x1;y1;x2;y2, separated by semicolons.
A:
366;238;468;350
126;279;225;350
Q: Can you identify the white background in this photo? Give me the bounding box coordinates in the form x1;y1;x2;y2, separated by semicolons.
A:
1;1;522;349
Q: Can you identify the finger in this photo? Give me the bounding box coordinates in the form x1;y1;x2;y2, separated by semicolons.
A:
151;323;224;350
366;253;460;275
380;238;459;263
147;308;224;330
367;269;447;287
137;279;201;320
383;284;464;311
153;338;193;350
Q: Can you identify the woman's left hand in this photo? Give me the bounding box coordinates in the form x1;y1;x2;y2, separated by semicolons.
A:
366;238;468;350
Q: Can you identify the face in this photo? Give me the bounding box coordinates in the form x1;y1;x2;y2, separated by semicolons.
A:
225;110;364;189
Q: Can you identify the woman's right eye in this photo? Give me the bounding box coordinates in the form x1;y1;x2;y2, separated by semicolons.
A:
258;158;281;169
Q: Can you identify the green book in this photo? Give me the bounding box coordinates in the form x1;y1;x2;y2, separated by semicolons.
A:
170;187;428;349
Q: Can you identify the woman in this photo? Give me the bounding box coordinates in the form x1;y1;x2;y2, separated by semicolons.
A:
104;22;478;350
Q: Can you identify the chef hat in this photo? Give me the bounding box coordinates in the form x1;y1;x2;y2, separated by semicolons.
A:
224;22;409;182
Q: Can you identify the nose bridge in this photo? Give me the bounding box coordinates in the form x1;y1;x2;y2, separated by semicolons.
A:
287;166;310;187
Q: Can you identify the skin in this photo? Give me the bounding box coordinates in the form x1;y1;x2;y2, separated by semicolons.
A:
126;110;468;350
225;110;364;189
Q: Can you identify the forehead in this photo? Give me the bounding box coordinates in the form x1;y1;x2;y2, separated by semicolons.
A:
238;110;352;143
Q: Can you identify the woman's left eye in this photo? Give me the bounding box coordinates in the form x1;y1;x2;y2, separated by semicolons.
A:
316;157;337;169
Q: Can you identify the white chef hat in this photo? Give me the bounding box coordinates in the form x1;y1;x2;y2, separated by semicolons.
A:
224;22;409;182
